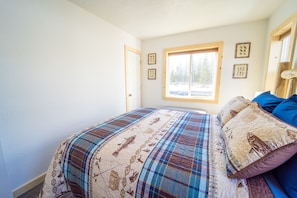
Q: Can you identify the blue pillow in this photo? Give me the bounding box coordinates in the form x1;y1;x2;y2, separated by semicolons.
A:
252;91;284;113
272;94;297;127
273;153;297;198
263;172;288;198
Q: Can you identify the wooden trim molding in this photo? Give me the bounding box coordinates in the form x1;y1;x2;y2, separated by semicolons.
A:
13;172;46;198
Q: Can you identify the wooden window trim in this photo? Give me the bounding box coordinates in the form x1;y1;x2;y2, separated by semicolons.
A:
162;41;223;104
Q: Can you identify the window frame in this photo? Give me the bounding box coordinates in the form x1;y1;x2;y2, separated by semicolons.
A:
162;41;224;103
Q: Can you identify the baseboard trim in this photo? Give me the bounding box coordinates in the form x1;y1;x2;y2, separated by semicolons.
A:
13;172;46;198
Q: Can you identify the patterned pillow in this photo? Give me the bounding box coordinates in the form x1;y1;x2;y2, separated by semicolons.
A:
222;102;297;179
217;96;250;126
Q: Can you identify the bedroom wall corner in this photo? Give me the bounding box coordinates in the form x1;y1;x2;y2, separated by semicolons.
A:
0;0;140;193
267;0;297;34
141;20;267;114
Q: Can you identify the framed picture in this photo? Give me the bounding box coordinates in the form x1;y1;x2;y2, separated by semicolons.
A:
235;42;251;58
148;53;156;65
233;64;248;79
148;69;156;80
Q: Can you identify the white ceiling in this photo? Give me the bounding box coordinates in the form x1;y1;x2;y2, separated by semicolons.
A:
69;0;286;40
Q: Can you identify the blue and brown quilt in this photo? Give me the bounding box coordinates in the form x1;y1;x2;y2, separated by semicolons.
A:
41;108;267;198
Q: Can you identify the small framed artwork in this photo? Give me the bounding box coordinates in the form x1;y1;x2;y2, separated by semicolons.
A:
148;53;156;65
235;42;251;58
233;64;248;79
148;69;156;80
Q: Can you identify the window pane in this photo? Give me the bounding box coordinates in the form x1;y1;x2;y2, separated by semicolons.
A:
280;35;291;62
168;54;190;96
190;52;217;98
163;41;223;103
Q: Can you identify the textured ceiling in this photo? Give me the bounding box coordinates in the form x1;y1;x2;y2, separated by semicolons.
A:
69;0;286;40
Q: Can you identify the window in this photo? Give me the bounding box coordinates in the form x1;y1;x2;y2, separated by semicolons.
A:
280;30;291;62
163;42;223;103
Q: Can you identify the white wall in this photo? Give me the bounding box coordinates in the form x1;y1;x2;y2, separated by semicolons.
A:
0;141;12;198
0;0;140;194
141;21;267;114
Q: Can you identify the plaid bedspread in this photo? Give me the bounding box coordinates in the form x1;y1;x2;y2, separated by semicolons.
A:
62;108;157;197
41;108;254;198
135;111;210;197
62;108;211;197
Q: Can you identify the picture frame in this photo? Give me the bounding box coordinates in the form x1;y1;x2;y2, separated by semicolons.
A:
148;53;156;65
235;42;251;58
233;64;248;79
148;68;156;80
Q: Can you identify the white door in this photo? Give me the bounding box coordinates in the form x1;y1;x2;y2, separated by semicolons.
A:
125;46;142;112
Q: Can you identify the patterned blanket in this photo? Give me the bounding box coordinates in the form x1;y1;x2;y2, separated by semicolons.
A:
41;108;252;198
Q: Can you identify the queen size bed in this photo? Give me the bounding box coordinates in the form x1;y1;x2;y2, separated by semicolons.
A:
40;89;297;198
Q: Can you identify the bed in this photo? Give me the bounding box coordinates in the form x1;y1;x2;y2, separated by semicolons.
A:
40;89;297;198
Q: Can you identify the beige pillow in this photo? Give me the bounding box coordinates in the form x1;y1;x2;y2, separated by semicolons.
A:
222;102;297;179
217;96;250;126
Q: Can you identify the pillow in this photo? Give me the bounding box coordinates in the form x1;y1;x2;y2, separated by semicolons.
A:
273;153;297;198
222;102;297;179
272;94;297;127
263;172;288;198
252;91;284;113
217;96;250;126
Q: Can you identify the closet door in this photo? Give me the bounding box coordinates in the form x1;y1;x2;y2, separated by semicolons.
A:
125;46;142;111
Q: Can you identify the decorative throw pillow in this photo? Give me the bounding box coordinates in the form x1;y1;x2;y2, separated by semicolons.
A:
252;91;284;113
222;103;297;179
273;153;297;198
217;96;250;126
272;94;297;127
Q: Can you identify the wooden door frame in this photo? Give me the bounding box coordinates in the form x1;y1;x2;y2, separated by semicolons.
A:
264;12;297;96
